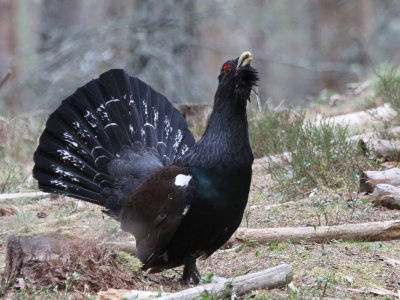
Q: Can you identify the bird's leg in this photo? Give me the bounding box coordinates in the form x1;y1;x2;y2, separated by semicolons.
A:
181;254;200;284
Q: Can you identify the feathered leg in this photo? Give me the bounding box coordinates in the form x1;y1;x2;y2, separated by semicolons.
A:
181;254;200;284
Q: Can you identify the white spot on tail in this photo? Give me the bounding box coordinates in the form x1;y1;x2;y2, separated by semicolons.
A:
173;129;183;151
153;108;159;125
52;165;79;182
104;123;118;129
50;179;68;190
174;174;192;187
105;98;120;105
63;132;78;148
182;204;190;216
142;100;148;119
84;110;97;128
144;122;155;128
181;144;189;156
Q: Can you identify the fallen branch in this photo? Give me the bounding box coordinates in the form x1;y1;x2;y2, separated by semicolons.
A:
377;255;400;267
158;264;292;300
358;138;400;160
98;289;170;300
360;168;400;193
103;220;400;257
349;126;400;142
316;103;397;129
0;69;12;90
372;184;400;209
348;285;399;298
224;220;400;247
99;265;292;299
0;192;48;201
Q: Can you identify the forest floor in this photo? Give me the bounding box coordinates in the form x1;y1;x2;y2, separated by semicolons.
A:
0;163;399;299
0;79;400;299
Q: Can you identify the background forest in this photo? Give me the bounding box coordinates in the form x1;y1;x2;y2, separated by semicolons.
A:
1;0;400;112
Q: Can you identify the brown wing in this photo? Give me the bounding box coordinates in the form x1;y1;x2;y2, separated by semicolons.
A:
120;164;191;263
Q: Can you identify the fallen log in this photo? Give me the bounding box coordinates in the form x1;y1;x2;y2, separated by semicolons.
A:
224;219;400;247
377;255;400;267
348;126;400;142
372;184;400;209
98;264;292;300
98;289;170;300
357;139;400;160
103;220;400;256
360;168;400;193
316;103;397;129
0;192;48;201
158;264;292;300
348;285;399;298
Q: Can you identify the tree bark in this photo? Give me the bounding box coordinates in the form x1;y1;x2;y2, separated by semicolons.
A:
372;184;400;209
360;168;400;193
224;220;400;248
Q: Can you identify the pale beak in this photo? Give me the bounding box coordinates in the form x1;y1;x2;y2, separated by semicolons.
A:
237;51;253;69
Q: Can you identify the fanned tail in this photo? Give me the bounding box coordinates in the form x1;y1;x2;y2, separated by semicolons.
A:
33;69;195;213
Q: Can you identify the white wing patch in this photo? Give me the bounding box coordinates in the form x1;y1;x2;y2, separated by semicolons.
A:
174;174;192;187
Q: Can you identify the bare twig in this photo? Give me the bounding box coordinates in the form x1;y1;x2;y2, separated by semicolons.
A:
0;69;12;90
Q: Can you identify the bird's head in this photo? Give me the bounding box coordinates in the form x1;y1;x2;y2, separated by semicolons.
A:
216;51;258;104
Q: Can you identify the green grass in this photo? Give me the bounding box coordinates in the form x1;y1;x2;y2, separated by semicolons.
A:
360;66;400;136
0;114;45;193
376;67;400;114
248;105;373;199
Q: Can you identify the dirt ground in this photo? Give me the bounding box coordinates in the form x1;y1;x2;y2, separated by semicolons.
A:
0;164;399;300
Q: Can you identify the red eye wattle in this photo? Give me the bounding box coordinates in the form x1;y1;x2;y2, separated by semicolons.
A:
223;64;232;74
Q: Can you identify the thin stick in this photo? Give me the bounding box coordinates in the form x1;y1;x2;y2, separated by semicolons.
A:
0;69;13;90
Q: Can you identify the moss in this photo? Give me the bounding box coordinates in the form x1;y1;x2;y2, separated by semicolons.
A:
115;251;143;273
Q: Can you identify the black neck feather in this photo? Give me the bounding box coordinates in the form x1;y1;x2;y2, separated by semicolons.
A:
177;95;253;169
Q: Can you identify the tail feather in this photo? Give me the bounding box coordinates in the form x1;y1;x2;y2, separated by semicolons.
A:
33;69;195;212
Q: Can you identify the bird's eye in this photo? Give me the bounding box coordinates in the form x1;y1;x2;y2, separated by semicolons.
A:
223;64;232;75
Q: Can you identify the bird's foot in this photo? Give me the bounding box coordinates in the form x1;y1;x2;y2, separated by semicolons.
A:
180;255;200;285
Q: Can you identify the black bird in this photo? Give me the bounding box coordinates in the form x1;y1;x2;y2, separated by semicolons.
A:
33;51;258;284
